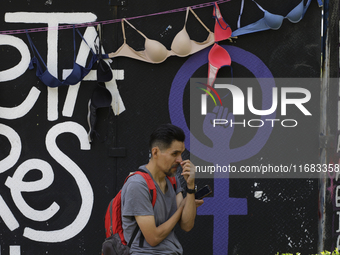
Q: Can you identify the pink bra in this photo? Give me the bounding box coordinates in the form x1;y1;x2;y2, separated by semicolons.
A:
108;7;215;64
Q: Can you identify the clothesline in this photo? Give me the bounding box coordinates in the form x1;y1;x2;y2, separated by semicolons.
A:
0;0;230;35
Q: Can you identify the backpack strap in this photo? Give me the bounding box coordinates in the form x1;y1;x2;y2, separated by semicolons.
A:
124;169;157;207
125;170;177;206
167;176;177;192
136;170;157;207
128;224;140;248
108;199;114;236
135;170;157;249
123;169;157;248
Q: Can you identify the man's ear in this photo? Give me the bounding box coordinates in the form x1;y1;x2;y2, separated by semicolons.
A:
151;146;159;159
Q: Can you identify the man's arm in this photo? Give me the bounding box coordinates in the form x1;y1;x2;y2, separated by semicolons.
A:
176;192;196;232
177;160;197;232
123;176;184;247
135;203;184;247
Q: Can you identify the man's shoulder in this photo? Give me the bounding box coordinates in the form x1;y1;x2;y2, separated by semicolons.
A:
122;172;150;194
121;172;154;211
126;171;150;184
125;166;151;184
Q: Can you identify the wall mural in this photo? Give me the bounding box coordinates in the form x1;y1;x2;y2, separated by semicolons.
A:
0;9;126;254
0;0;322;254
169;45;275;254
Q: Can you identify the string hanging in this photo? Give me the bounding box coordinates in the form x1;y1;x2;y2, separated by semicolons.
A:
0;0;230;35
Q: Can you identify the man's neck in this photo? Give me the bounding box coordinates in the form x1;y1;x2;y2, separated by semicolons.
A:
145;160;166;184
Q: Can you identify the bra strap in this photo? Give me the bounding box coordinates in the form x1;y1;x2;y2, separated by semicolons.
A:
96;24;103;57
25;30;48;68
72;25;76;61
252;0;266;13
213;3;231;30
184;7;190;25
25;30;36;57
75;27;96;55
303;0;312;16
237;0;245;29
96;26;109;59
123;18;148;39
189;7;212;33
121;19;127;43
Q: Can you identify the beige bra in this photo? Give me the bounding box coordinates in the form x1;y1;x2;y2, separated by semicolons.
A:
108;7;215;64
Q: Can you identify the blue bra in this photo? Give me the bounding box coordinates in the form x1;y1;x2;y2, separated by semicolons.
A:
26;26;109;88
232;0;312;37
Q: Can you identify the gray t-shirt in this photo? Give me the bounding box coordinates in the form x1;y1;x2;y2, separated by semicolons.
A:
121;165;184;255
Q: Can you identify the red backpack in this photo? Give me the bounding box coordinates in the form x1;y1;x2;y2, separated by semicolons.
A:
104;169;177;246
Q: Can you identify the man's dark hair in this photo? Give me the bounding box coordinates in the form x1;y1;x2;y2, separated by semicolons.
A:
149;124;185;151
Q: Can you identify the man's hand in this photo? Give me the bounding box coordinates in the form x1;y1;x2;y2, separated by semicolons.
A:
180;160;195;189
195;199;204;208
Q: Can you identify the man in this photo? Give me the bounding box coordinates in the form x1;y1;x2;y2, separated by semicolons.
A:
121;123;201;254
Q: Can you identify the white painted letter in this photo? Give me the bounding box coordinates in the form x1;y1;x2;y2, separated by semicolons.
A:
0;34;30;82
0;124;21;173
5;159;59;222
23;121;92;242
